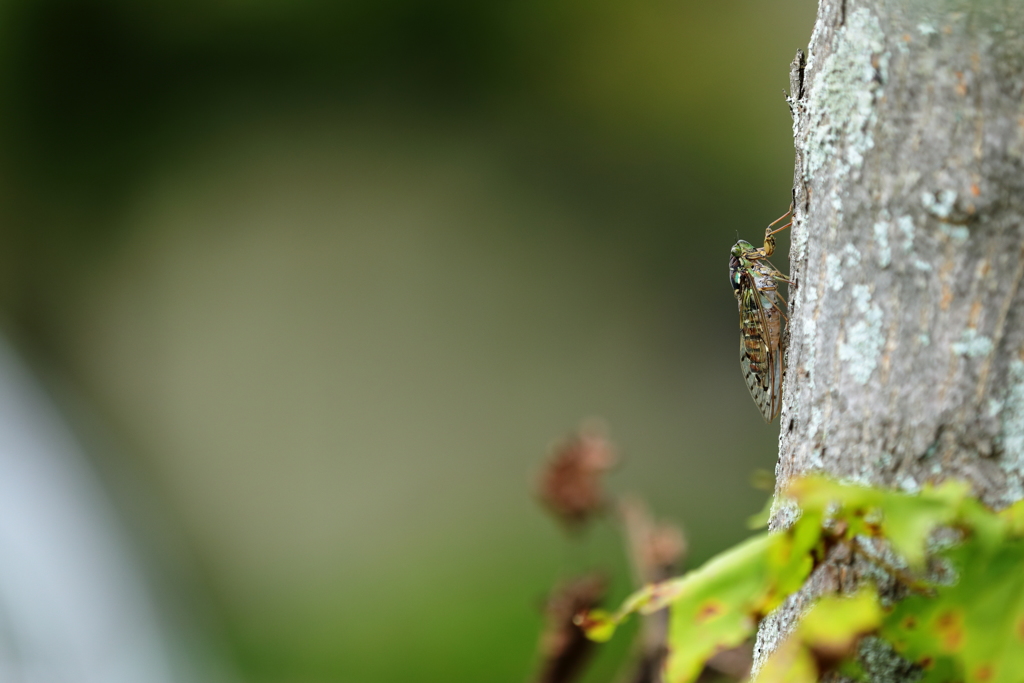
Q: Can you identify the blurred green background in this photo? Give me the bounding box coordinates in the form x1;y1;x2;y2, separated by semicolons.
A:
0;0;816;681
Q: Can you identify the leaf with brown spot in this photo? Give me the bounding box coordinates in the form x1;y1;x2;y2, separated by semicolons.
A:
758;590;882;683
882;537;1024;683
973;664;994;683
580;522;820;683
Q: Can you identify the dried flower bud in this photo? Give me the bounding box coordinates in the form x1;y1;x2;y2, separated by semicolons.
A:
537;423;616;529
534;574;607;683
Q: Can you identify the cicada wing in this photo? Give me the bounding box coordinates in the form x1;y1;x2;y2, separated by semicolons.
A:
737;271;785;422
760;281;785;421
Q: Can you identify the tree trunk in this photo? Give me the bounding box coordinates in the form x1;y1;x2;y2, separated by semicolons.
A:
754;0;1024;676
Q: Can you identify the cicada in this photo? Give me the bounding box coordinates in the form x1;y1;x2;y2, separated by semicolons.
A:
729;208;791;422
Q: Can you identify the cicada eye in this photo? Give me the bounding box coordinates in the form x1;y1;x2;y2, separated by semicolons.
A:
729;256;742;291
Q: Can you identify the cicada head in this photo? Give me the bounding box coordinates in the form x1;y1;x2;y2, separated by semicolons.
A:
730;240;754;259
729;240;754;293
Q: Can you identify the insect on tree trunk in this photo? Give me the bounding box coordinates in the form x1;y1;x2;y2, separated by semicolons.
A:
754;0;1024;677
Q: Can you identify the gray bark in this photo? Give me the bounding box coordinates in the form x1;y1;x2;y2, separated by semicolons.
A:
754;0;1024;678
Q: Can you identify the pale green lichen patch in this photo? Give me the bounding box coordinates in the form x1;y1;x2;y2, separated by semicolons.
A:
806;443;826;471
827;244;863;291
826;253;844;291
800;283;820;431
897;215;915;252
951;328;993;358
999;359;1024;502
791;215;810;264
898;474;921;493
921;189;959;220
807;407;824;443
873;217;892;268
803;8;889;183
842;242;862;266
874;451;894;470
940;224;970;242
839;284;884;385
801;282;819;364
768;496;802;532
988;397;1004;418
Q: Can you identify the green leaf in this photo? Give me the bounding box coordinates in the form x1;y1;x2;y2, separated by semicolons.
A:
883;538;1024;683
663;517;825;682
575;608;617;642
747;493;775;529
801;589;883;651
998;498;1024;537
787;477;974;567
579;523;822;683
578;533;771;642
662;534;777;683
758;590;883;683
755;639;818;683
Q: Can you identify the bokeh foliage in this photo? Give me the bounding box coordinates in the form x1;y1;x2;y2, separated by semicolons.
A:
0;2;816;682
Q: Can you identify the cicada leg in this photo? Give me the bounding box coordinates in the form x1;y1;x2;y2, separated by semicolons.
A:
761;221;791;258
757;281;789;316
758;256;790;281
773;293;789;321
758;204;793;259
766;206;792;231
